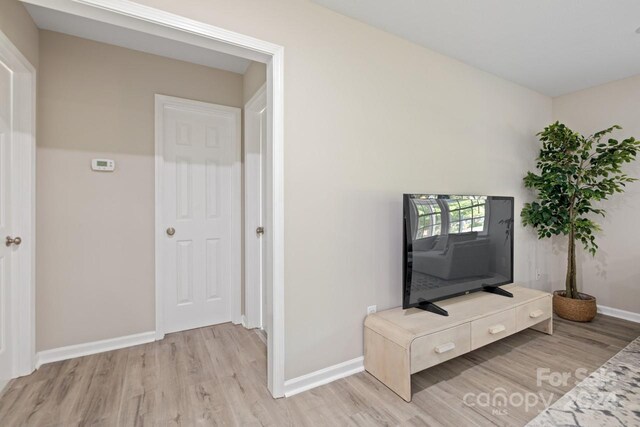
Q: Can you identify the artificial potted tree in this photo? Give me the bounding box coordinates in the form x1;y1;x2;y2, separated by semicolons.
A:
521;122;639;322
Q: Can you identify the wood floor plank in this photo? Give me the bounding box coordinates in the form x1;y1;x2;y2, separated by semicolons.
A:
9;361;71;426
71;349;130;425
1;314;638;426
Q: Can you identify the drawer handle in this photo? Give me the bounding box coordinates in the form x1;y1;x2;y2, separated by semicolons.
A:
434;342;456;354
489;324;506;335
529;309;544;319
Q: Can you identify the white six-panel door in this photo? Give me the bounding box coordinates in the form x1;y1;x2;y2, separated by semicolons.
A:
0;61;13;387
156;95;241;335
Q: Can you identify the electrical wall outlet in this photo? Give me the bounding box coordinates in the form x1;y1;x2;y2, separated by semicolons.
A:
367;305;377;315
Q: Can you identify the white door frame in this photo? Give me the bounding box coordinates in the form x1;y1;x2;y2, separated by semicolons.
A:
244;84;267;329
0;30;37;378
21;0;286;397
155;95;242;336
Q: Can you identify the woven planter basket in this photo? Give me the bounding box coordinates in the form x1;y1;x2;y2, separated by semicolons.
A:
553;291;597;322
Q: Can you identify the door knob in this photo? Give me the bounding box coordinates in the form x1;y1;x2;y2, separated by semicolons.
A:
166;227;176;236
256;226;265;236
6;236;22;247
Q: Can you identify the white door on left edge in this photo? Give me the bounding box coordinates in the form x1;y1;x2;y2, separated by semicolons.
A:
0;61;14;387
157;96;240;334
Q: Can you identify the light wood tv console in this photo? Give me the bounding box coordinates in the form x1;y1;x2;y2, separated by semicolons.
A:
364;284;552;401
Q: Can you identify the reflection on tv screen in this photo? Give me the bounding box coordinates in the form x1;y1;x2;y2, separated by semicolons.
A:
403;195;514;308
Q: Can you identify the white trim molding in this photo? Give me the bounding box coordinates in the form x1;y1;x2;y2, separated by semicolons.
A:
36;331;156;368
283;357;364;397
22;0;286;397
598;305;640;323
267;45;286;399
0;30;37;378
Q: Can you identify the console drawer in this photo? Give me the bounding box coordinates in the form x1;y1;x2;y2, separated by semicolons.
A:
471;309;516;350
410;323;470;374
516;296;552;331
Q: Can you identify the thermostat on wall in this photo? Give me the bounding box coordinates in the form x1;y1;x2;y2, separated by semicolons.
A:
91;159;115;172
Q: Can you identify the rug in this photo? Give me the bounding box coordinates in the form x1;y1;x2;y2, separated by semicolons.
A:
526;336;640;427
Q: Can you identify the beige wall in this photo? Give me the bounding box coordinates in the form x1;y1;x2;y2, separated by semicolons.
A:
0;0;39;67
553;75;640;314
37;30;243;351
131;0;558;380
243;61;266;104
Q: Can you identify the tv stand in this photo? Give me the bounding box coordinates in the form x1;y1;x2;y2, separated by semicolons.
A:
482;284;514;298
417;299;449;316
364;284;552;402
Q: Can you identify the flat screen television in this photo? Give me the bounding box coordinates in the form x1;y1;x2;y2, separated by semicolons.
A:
403;194;514;314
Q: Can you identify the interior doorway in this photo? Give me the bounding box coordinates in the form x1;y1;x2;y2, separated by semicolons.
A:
22;0;286;398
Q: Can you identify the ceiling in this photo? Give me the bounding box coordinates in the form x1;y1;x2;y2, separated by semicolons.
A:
25;4;251;74
312;0;640;96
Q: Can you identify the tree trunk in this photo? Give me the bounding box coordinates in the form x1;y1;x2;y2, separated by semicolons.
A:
565;227;578;299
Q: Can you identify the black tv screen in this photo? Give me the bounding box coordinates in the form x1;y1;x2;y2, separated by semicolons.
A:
403;194;514;309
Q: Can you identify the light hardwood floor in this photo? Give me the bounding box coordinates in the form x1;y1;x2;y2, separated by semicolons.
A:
1;315;638;426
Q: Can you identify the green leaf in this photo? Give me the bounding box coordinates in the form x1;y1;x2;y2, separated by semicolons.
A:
521;122;640;259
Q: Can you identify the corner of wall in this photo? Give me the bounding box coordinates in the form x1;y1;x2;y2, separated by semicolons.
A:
0;0;39;69
242;61;267;105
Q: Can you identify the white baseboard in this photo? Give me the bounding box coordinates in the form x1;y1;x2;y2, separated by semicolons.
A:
35;331;156;368
283;356;364;397
231;310;243;326
598;305;640;323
